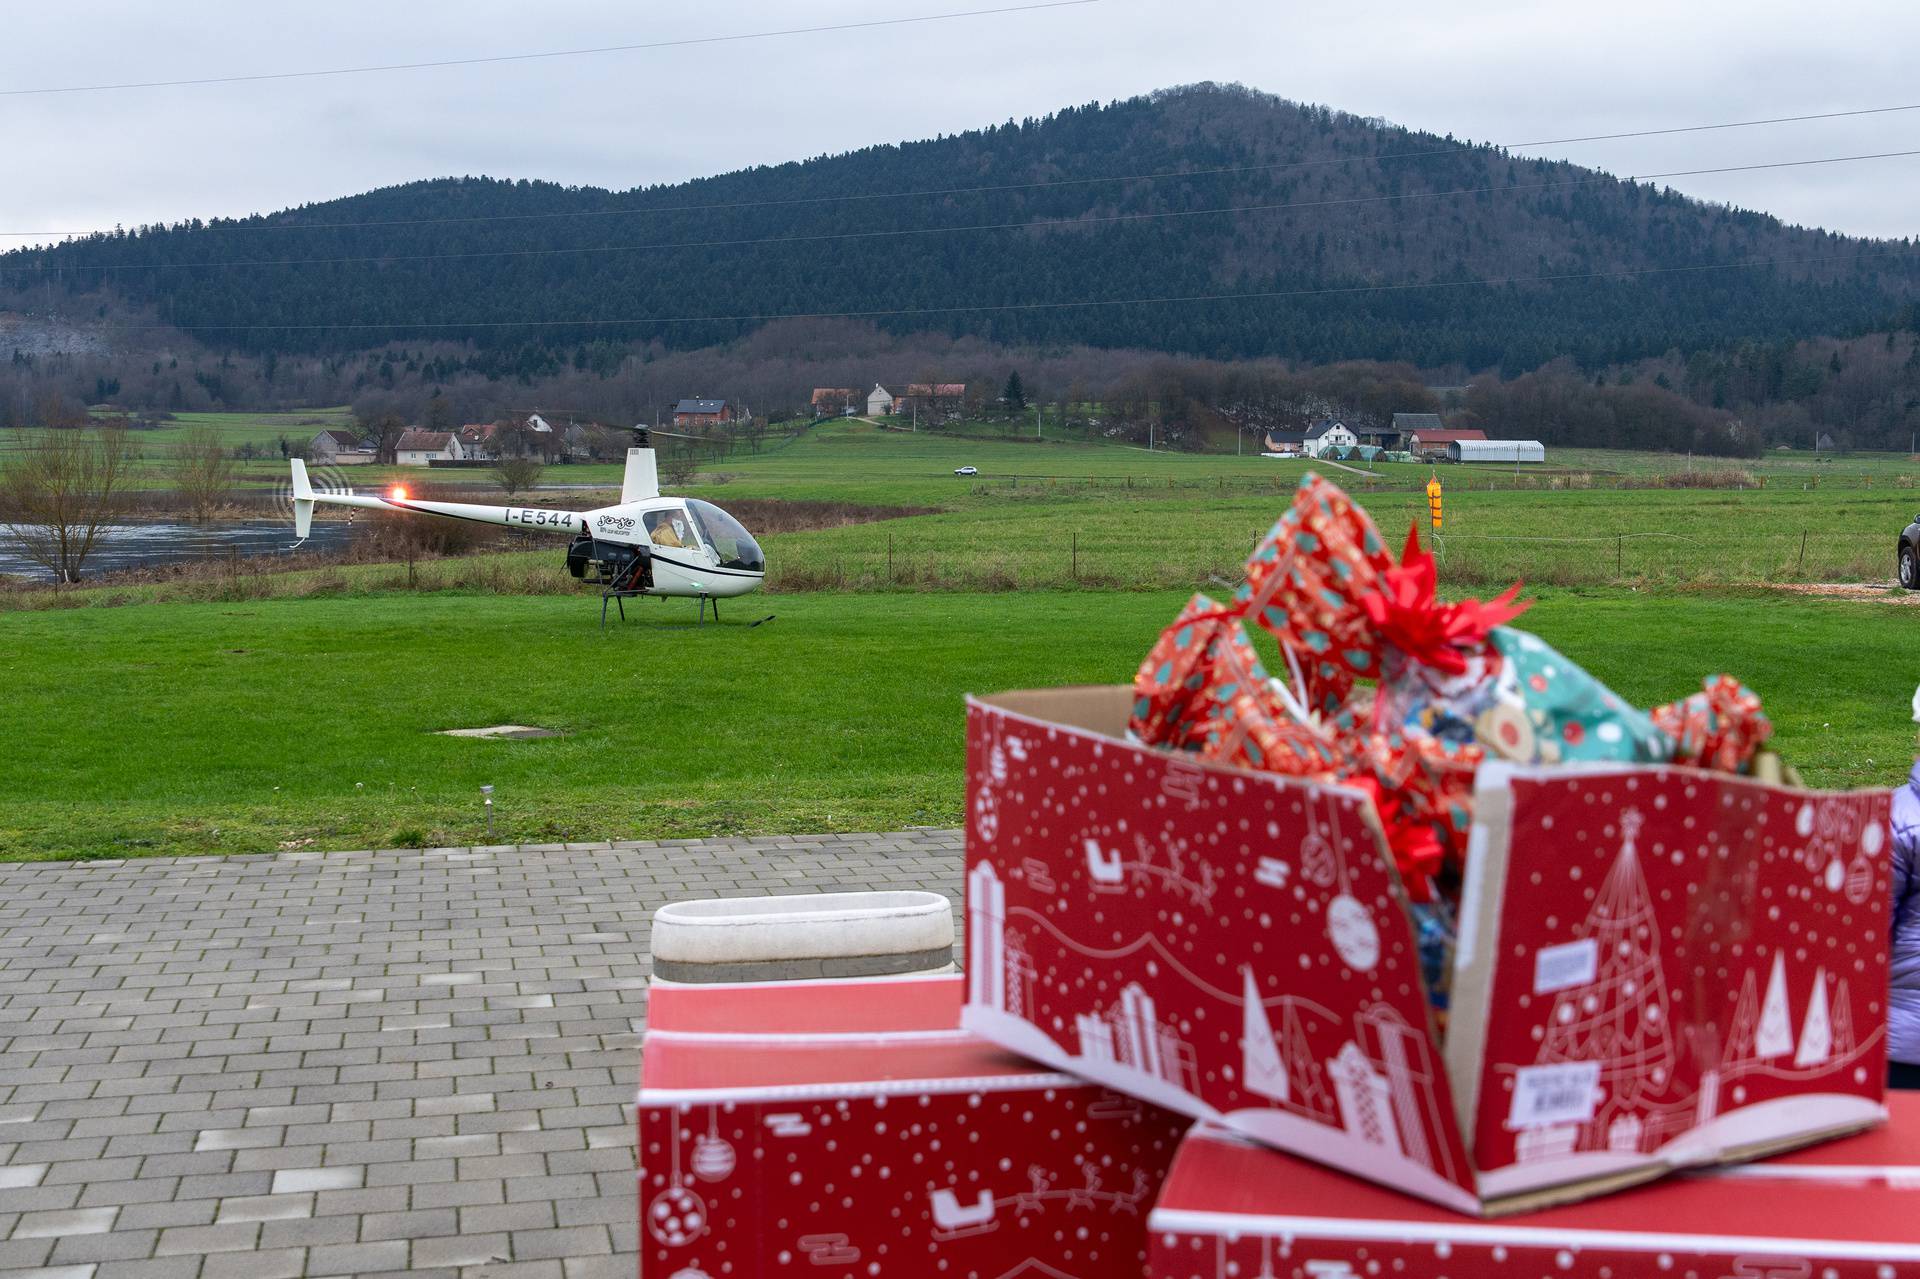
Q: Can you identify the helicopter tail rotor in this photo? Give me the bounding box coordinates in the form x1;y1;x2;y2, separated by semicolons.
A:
290;459;315;540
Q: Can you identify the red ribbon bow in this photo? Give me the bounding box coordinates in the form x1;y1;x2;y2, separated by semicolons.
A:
1359;524;1530;675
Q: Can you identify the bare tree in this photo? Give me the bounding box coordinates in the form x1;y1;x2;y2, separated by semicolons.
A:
492;454;544;497
361;411;409;465
174;426;238;522
658;447;698;487
0;425;133;583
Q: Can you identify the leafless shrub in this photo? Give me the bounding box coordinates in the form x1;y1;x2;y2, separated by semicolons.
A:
1618;467;1761;490
174;426;239;522
0;425;133;583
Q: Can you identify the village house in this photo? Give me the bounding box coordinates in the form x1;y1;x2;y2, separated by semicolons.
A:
1407;427;1488;458
1302;420;1359;458
1260;420;1365;459
673;398;735;427
866;384;895;416
1390;413;1446;450
895;383;967;418
394;428;466;466
309;428;375;464
458;414;567;462
1350;423;1404;450
811;388;858;417
456;424;497;460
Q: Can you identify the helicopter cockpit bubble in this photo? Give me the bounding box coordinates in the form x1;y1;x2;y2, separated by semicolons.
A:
687;499;765;573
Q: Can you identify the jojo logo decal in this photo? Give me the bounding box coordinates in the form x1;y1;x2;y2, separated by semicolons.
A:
596;514;636;533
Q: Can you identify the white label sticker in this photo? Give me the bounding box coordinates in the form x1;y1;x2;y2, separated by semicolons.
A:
1533;938;1598;995
1507;1061;1601;1129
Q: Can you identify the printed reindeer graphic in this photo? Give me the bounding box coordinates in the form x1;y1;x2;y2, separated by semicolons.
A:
1066;1162;1102;1211
1016;1165;1052;1215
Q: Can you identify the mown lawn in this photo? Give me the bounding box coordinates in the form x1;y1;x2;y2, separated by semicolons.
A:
0;586;1911;861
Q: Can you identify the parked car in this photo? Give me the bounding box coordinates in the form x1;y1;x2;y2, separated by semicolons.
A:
954;466;978;476
1901;514;1920;589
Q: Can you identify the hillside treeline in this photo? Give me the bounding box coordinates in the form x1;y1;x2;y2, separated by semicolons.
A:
8;318;1862;459
4;83;1917;372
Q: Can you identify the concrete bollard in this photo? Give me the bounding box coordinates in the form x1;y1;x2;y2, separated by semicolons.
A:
650;890;954;983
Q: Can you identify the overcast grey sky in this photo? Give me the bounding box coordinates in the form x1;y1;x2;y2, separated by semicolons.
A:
4;0;1917;245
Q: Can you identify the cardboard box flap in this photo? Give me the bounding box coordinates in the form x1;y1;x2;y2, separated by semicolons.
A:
1707;1092;1920;1179
1149;1123;1920;1260
972;685;1132;741
961;694;1479;1212
1450;765;1891;1204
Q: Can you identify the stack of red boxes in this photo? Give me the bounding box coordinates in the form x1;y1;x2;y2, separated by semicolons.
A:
637;683;1906;1275
636;972;1186;1278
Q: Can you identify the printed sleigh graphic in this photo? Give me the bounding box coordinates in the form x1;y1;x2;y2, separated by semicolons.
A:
959;689;1892;1213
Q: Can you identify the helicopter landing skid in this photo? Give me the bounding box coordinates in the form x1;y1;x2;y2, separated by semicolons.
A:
598;556;652;629
599;590;721;628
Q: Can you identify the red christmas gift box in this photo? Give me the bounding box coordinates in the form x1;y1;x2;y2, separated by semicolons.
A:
960;688;1892;1215
1144;1121;1920;1278
637;971;1188;1278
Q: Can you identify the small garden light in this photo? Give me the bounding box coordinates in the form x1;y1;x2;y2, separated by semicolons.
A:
481;784;494;838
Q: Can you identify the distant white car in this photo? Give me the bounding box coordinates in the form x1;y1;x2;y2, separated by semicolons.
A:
954;466;978;476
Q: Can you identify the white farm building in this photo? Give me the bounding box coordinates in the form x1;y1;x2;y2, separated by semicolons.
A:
1448;439;1545;464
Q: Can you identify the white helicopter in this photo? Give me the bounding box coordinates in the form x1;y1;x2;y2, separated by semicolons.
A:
290;428;764;623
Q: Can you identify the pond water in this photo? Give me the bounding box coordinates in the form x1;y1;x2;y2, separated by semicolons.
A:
0;518;363;581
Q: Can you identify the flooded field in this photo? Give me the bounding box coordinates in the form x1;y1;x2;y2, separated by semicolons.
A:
0;518;361;581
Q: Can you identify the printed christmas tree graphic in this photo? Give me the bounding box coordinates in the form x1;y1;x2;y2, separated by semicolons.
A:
1241;967;1289;1104
1721;969;1760;1068
1536;810;1677;1106
1793;969;1832;1069
1831;979;1856;1059
1281;1004;1335;1120
1754;951;1794;1061
1238;966;1334;1119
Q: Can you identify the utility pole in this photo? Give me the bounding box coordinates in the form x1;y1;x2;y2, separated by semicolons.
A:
1035;405;1041;440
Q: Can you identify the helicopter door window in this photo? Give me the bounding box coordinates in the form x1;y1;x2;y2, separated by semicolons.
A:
644;509;694;549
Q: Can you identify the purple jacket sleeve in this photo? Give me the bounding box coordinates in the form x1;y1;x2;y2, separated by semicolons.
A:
1889;767;1920;1064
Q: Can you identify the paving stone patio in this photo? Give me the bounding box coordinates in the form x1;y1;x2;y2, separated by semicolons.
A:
0;831;963;1279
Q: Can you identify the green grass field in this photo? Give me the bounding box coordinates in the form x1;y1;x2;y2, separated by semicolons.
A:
0;585;1912;861
105;407;359;487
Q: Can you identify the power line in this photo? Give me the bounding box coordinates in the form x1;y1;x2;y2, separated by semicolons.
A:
5;100;1919;240
21;149;1920;275
0;1;1097;97
100;243;1920;335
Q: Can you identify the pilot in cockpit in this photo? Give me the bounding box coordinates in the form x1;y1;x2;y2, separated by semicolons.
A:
648;511;690;548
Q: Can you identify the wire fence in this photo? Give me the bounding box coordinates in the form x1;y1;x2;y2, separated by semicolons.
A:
961;468;1920;495
765;526;1901;593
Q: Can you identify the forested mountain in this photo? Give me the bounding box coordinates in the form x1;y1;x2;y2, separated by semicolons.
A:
4;82;1918;371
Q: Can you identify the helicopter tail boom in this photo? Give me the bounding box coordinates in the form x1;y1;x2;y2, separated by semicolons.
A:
288;460;584;536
